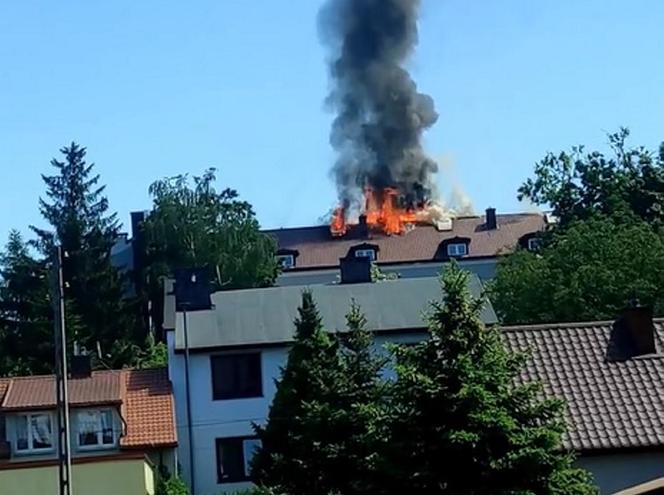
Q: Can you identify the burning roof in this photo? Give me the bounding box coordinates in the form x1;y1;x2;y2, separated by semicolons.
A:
320;0;444;236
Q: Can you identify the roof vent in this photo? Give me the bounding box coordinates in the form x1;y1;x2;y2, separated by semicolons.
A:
606;303;656;361
340;256;372;284
485;207;497;230
434;218;453;231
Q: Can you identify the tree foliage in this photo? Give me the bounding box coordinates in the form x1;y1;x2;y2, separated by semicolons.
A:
141;169;279;332
383;264;595;495
519;128;664;228
143;168;279;290
492;219;664;325
0;231;53;375
30;142;140;367
252;291;342;494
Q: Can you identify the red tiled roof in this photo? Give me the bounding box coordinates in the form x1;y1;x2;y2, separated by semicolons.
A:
1;371;123;411
121;368;177;448
503;319;664;452
266;213;546;269
0;369;176;450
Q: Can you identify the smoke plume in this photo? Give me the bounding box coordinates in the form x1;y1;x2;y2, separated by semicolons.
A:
319;0;439;211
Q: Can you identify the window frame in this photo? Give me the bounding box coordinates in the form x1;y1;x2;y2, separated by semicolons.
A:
216;436;261;484
446;242;468;257
527;238;541;251
276;254;295;269
14;412;55;454
211;352;263;401
354;248;377;261
75;408;117;451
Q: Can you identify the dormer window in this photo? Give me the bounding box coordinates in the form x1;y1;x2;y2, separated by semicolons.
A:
15;413;54;453
447;243;468;257
527;238;541;251
436;237;471;260
277;254;295;269
349;243;379;262
76;409;116;449
276;249;299;270
354;249;376;261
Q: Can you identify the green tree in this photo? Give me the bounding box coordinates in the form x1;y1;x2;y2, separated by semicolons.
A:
252;291;342;495
253;298;387;495
32;142;140;367
0;231;52;375
383;264;596;494
491;219;664;325
141;169;279;331
519;128;664;228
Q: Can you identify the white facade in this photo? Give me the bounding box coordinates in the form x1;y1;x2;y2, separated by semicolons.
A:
167;330;421;495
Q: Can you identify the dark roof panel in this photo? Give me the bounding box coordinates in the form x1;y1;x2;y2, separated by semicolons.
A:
503;319;664;452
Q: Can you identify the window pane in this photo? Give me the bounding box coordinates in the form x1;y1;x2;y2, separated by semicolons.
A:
243;439;261;477
30;414;52;449
101;410;114;445
78;410;100;446
213;354;261;400
16;416;28;451
217;439;244;482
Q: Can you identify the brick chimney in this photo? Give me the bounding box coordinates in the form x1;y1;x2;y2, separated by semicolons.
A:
606;302;656;361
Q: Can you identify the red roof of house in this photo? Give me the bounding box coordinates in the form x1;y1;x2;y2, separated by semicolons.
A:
266;213;546;270
0;369;176;450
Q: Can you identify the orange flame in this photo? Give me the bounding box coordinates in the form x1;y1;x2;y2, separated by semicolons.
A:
330;187;423;236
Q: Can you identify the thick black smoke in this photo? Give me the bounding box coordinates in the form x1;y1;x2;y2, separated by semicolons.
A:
319;0;439;210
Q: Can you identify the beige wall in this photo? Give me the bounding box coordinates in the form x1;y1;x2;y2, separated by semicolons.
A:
0;457;155;495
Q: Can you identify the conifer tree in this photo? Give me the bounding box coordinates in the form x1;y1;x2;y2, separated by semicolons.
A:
383;264;596;495
252;291;342;495
0;230;52;375
32;142;140;366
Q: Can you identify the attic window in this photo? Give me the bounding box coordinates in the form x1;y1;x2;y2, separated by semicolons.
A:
447;243;468;257
527;238;541;251
277;254;295;269
354;248;376;261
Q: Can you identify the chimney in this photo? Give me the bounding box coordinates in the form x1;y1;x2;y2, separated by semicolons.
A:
606;302;656;361
70;354;92;379
174;268;213;312
485;207;497;230
356;214;369;239
340;256;372;284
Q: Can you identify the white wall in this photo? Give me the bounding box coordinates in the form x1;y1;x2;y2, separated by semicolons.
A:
168;331;422;495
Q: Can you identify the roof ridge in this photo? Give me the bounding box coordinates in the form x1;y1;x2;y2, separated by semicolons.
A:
503;317;664;332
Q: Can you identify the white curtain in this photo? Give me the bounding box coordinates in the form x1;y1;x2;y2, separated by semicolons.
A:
30;414;52;447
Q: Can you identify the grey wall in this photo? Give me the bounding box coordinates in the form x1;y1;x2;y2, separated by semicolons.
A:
578;451;664;494
277;259;498;287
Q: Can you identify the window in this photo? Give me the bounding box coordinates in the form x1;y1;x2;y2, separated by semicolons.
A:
354;248;376;261
0;414;5;441
216;437;261;484
527;238;541;251
15;413;53;453
76;409;115;449
211;353;262;400
446;243;468;257
276;254;295;269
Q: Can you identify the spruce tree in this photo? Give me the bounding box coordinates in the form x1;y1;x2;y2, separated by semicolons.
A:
0;231;52;375
384;264;597;495
252;291;342;495
32;142;140;367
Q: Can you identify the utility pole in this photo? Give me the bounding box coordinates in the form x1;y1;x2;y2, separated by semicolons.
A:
52;245;73;495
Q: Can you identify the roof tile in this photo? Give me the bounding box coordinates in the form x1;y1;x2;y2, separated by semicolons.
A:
503;319;664;452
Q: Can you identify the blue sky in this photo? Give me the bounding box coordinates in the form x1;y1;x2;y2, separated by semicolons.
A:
1;0;663;241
